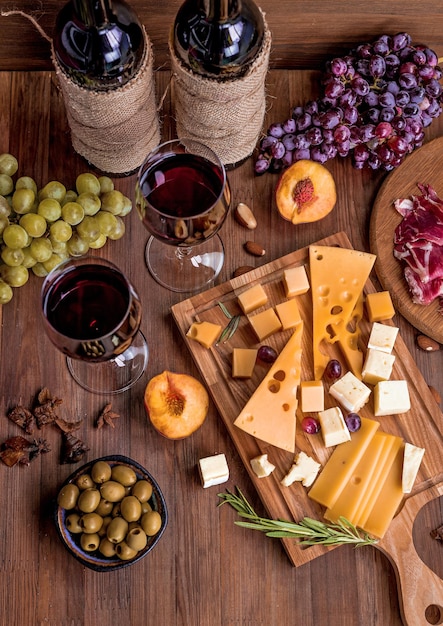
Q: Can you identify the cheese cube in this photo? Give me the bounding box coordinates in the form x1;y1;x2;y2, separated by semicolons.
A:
281;451;321;487
329;371;371;413
300;380;325;412
237;284;268;314
198;454;229;488
361;348;395;385
366;291;395;322
186;321;221;348
232;348;258;379
374;380;410;416
275;298;302;330
250;454;276;478
318;407;351;447
248;307;282;342
367;322;399;354
283;265;310;298
402;442;425;493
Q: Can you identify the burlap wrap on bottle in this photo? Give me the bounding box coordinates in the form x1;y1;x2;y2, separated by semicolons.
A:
52;29;160;175
169;16;272;166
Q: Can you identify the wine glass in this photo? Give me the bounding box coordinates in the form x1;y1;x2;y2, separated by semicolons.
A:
41;256;149;395
135;138;231;292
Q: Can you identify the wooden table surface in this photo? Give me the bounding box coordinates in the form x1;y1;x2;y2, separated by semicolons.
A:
1;11;443;626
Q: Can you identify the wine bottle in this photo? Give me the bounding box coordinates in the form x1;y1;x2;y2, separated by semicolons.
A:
53;0;145;90
173;0;265;79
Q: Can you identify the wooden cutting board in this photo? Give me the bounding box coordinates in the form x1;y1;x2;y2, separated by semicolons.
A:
370;136;443;344
172;231;443;625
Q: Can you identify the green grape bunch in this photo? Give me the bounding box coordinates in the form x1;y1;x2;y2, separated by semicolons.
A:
0;153;133;305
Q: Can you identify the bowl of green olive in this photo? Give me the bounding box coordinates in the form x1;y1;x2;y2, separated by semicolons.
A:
55;455;168;571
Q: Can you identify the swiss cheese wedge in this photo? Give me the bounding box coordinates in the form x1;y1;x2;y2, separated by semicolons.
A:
234;322;303;453
309;245;376;379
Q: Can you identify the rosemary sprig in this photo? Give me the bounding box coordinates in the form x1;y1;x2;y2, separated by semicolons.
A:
218;487;378;547
216;301;241;343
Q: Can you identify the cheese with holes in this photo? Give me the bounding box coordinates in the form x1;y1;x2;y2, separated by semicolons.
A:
317;406;350;447
248;307;282;341
367;322;398;353
237;284;268;314
330;293;365;378
281;451;321;488
361;348;395;385
309;245;376;379
329;371;371;413
186;321;221;348
234;323;303;453
374;380;410;416
232;348;258;379
250;454;276;478
366;290;395;322
402;442;425;493
308;417;380;509
300;380;324;412
283;265;310;297
275;298;302;330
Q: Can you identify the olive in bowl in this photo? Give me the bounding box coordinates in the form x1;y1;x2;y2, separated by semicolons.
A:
55;455;168;571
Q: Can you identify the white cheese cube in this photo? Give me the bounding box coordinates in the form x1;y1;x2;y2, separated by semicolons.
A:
281;451;321;487
250;454;276;478
374;380;411;416
329;371;371;413
362;348;396;385
402;442;425;493
367;322;399;354
198;453;229;488
317;406;351;447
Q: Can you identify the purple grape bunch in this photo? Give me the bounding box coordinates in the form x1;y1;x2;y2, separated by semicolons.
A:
255;32;443;174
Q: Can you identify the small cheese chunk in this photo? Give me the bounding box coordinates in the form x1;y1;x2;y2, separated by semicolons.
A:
283;265;310;298
366;291;395;322
374;380;411;416
250;454;276;478
186;321;221;349
281;451;321;487
317;406;351;447
402;442;425;493
198;454;229;488
248;307;282;342
361;348;395;385
275;298;302;330
232;348;258;379
300;380;325;412
367;322;399;354
329;371;371;413
237;284;268;314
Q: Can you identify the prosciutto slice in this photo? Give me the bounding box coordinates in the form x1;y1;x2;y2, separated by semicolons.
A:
393;183;443;311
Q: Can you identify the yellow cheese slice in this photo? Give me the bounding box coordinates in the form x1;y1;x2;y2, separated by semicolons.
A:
233;323;303;453
330;293;365;379
309;245;376;379
308;417;379;509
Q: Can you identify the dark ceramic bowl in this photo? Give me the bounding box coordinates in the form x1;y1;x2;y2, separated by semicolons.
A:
54;455;168;572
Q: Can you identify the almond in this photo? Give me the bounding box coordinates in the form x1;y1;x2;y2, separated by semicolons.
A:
244;241;265;257
416;334;440;352
234;202;257;229
232;265;254;278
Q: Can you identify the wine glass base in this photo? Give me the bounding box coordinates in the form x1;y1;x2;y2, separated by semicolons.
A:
145;235;225;293
66;331;149;395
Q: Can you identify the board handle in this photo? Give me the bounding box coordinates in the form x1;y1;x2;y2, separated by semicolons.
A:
377;482;443;626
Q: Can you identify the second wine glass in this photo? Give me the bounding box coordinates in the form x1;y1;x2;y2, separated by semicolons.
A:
135;138;231;293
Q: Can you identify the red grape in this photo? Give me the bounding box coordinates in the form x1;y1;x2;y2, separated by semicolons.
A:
323;359;342;381
301;417;321;435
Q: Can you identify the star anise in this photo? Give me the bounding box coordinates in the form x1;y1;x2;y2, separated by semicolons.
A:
33;387;63;428
0;436;51;467
96;403;120;429
7;405;36;434
60;432;89;464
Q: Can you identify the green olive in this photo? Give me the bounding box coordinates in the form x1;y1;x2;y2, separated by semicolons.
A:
80;512;104;534
115;540;137;561
57;483;80;510
91;461;112;484
77;488;101;513
76;473;95;490
65;513;83;533
120;495;142;523
95;498;114;517
131;480;153;503
126;527;147;552
141;501;152;515
99;537;116;558
112;502;122;517
107;516;129;544
111;465;137;487
98;516;113;538
141;510;162;536
100;480;126;502
80;532;100;552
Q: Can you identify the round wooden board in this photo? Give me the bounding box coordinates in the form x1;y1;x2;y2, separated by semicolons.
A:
369;135;443;344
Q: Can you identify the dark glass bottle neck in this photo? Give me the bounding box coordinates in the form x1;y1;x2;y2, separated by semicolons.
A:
202;0;241;21
71;0;111;28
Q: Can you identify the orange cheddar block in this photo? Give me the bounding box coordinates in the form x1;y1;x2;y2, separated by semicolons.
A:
232;348;258;379
234;323;303;453
186;321;221;348
366;291;395;322
248;307;282;342
237;284;268;314
300;380;324;413
275;298;302;331
283;265;310;297
308;417;379;509
309;245;376;379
